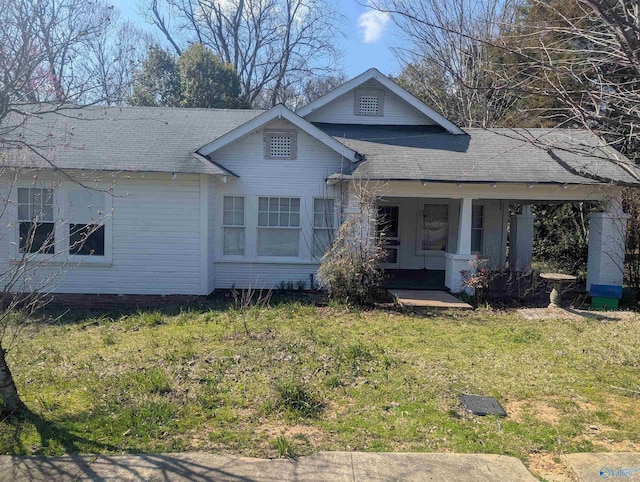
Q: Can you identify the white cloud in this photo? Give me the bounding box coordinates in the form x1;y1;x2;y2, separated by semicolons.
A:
357;8;390;43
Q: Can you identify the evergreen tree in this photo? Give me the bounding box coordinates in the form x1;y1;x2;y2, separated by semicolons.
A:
131;45;181;107
177;44;247;109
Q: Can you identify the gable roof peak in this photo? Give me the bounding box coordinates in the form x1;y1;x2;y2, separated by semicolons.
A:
197;103;361;163
296;68;465;135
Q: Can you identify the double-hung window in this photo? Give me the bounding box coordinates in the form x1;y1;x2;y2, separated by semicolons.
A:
313;198;334;258
223;196;245;255
471;205;484;253
18;187;55;254
68;189;105;256
257;197;300;257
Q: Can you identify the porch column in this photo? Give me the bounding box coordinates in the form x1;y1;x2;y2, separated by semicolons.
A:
586;199;629;290
445;197;475;293
509;204;535;272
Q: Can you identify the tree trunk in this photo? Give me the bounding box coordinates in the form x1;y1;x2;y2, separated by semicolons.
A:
0;341;25;415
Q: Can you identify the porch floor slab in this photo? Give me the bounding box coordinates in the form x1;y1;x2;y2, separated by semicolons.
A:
390;289;473;310
382;269;446;290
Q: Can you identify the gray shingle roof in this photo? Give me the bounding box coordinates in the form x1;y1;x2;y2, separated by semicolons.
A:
3;108;638;185
1;106;263;175
317;124;640;186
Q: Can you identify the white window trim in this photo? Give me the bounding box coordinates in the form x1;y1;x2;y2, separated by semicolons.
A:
264;129;297;160
471;203;484;254
354;88;385;117
66;187;112;264
256;195;302;259
16;186;56;256
222;195;246;258
12;182;113;266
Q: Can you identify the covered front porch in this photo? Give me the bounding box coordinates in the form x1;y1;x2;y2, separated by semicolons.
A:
372;181;628;294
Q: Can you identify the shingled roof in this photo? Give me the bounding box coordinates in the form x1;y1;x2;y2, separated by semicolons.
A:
316;124;640;186
2;106;639;186
0;106;263;175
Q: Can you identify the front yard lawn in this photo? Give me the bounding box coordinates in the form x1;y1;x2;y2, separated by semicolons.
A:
1;301;638;479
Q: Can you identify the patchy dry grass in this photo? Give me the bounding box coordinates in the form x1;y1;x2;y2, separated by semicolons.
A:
0;301;639;475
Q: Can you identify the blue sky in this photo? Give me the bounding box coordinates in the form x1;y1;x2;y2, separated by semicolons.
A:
111;0;403;78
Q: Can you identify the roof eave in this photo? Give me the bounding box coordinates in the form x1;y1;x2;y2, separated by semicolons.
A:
191;152;239;178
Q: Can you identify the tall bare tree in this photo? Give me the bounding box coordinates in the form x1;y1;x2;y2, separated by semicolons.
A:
375;0;521;128
0;0;119;415
374;0;640;167
80;9;153;105
1;0;150;111
141;0;345;107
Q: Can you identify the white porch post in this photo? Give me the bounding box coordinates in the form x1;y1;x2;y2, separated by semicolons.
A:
445;197;475;293
586;199;629;290
509;204;535;272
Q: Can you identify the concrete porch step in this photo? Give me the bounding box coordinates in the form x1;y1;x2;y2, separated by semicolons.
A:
389;289;473;310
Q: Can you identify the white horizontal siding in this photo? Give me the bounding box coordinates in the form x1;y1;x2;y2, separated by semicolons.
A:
214;262;319;290
213;119;348;192
0;173;206;296
210;118;345;289
305;80;434;126
65;175;202;294
208;176;216;293
479;200;507;270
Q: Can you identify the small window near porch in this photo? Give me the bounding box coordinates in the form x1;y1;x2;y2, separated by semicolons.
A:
471;205;484;253
223;196;245;256
422;204;448;251
313;198;334;258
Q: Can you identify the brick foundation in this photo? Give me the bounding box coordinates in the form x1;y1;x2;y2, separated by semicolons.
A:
46;293;203;311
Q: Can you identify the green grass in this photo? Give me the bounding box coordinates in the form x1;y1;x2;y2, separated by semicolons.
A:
1;302;639;468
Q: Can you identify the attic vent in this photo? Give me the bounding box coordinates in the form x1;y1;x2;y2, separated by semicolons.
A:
264;130;297;159
359;96;379;115
355;89;384;116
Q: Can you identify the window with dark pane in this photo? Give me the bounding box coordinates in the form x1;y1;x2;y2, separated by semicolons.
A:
18;187;54;253
70;224;105;255
67;189;106;256
471;204;484;253
377;206;399;238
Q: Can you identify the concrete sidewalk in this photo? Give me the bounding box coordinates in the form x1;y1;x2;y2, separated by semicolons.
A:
562;453;640;482
1;451;638;481
0;452;537;481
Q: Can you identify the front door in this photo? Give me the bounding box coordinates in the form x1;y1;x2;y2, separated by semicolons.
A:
377;205;400;268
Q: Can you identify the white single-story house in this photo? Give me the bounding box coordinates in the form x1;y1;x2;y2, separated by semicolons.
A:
1;69;638;301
